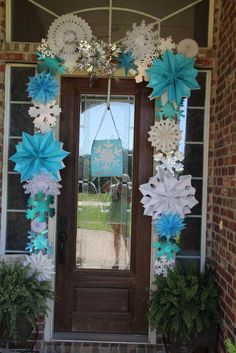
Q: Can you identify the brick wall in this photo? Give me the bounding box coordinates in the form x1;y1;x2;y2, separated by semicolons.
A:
208;0;236;351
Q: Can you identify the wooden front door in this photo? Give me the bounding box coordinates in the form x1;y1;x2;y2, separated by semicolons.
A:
54;77;154;337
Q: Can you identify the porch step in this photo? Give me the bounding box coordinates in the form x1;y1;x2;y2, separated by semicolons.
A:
39;341;164;353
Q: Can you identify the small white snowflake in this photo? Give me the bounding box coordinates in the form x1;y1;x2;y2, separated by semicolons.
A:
154;151;184;174
29;100;61;133
154;256;175;277
23;252;55;281
148;120;181;153
37;38;55;59
94;143;121;171
157;36;177;56
123;20;159;61
23;173;62;196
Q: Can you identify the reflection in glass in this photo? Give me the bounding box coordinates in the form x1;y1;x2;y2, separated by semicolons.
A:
76;95;135;270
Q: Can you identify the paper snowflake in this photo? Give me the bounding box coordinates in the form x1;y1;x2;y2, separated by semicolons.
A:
177;38;199;58
47;14;92;70
132;61;150;83
148;120;181;153
25;229;50;254
27;73;59;104
153;151;184;174
153;240;180;260
37;54;65;75
147;50;200;104
31;219;47;233
10;131;69;181
37;38;55;59
139;168;198;219
29;100;61;133
93;142;122;172
157;36;176;56
156;101;185;121
26;192;55;222
23;173;62;197
116;51;138;77
123;20;159;61
154;213;185;239
154;256;175;277
23;252;55;281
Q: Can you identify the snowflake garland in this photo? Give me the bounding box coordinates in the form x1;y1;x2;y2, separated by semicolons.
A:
123;20;159;61
116;51;138;77
155;100;185;121
154;212;185;239
139;168;198;219
27;72;59;105
153;239;180;260
23;252;55;281
23;173;62;197
37;39;55;59
29;100;61;133
26;192;55;223
37;54;65;76
154;256;175;277
148;120;181;153
153;151;184;174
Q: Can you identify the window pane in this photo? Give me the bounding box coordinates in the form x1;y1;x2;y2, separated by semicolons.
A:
191;179;202;215
8;138;22;171
10;104;34;136
6;212;30;252
183;144;203;177
10;67;35;101
185;109;204;142
7;174;28;210
176;258;200;268
188;72;206;106
178;217;201;256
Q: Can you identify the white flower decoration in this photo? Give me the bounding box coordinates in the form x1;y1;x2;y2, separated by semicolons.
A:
177;39;199;58
47;14;93;70
139;168;198;219
154;151;184;174
123;20;159;61
29;100;61;133
23;252;55;281
148;120;181;153
157;36;177;56
154;256;175;277
23;173;62;196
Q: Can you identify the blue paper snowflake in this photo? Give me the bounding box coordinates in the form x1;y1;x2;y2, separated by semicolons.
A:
153;240;180;260
25;229;52;254
37;53;65;75
154;213;185;239
147;50;200;104
26;192;55;222
155;101;185;121
9;131;69;181
27;72;59;104
116;50;138;77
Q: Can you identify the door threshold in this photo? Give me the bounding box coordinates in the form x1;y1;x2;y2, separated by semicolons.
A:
52;332;148;344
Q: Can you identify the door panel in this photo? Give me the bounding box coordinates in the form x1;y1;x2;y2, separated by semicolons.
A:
54;78;154;335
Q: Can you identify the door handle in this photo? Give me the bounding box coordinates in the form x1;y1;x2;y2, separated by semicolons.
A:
58;231;67;264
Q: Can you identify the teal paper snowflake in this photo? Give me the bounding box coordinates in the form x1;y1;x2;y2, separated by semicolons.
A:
116;50;138;77
147;50;200;104
37;52;65;75
25;229;52;254
27;72;59;104
26;192;55;222
153;239;180;260
156;101;185;121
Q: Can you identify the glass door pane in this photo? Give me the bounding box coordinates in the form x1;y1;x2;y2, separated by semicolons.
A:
76;95;135;270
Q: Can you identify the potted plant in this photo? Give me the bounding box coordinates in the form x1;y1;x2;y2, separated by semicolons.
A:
0;260;54;342
149;262;221;353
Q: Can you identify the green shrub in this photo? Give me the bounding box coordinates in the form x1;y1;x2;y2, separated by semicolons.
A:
0;261;54;340
148;263;220;343
225;339;236;353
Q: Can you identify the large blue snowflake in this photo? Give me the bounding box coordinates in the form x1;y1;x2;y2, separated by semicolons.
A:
26;192;55;222
10;131;69;181
116;50;138;77
154;213;185;239
27;72;59;104
147;50;200;104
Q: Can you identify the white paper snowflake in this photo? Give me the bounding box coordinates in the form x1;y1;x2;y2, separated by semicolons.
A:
23;252;55;281
47;14;93;70
157;36;177;56
139;168;198;219
148;120;181;153
29;100;61;133
132;61;149;83
94;143;122;171
154;256;175;277
37;38;55;59
177;38;199;58
154;151;184;174
31;219;47;233
123;20;159;61
23;173;62;196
